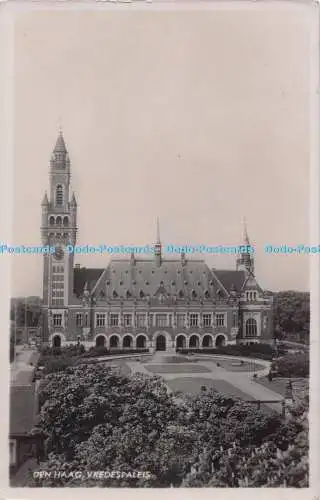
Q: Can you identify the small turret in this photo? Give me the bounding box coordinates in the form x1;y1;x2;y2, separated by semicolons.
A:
41;192;49;206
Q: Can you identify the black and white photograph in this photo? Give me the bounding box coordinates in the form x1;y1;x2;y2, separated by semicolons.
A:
1;0;318;494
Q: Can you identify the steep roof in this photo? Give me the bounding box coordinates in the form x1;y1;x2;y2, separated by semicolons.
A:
74;258;230;301
53;131;67;153
10;386;37;436
214;269;246;292
73;267;104;298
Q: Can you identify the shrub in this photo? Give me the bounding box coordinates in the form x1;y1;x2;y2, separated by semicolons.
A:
272;353;309;378
177;344;274;360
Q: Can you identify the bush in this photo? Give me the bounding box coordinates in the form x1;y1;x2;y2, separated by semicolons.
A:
177;344;274;360
39;344;85;357
272;353;309;378
80;348;149;358
29;365;308;488
42;357;77;374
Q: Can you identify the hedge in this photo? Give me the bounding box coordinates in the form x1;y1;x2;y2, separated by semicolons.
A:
177;343;274;361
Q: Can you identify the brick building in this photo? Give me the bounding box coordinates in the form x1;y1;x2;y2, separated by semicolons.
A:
40;132;273;351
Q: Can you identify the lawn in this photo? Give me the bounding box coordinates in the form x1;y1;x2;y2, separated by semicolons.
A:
144;364;211;374
166;377;255;399
256;376;309;398
209;359;265;372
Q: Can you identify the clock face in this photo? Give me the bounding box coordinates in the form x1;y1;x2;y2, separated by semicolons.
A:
53;246;64;261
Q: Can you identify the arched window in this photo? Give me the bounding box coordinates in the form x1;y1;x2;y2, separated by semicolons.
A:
56;216;62;226
204;290;210;299
63;216;69;227
49;216;55;226
246;318;257;337
55;185;63;206
178;290;184;298
191;290;197;299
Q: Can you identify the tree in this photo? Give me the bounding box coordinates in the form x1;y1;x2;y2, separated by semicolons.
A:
26;364;308;488
273;291;309;341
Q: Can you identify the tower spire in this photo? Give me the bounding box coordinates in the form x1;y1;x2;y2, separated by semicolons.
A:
156;216;160;243
154;216;162;267
236;218;254;274
243;216;250;245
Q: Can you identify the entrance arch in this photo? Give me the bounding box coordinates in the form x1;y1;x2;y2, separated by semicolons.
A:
156;334;166;351
123;335;133;348
215;334;227;348
95;335;106;348
52;335;61;348
176;334;187;349
189;334;200;348
136;335;147;349
202;334;213;348
109;335;119;349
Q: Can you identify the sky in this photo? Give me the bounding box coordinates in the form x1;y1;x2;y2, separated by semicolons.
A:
10;5;314;296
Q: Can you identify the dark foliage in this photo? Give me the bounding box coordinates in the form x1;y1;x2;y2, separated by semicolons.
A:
177;343;274;360
28;364;308;488
272;353;309;378
273;291;309;341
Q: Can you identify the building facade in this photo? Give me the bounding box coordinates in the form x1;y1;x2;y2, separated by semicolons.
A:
41;132;273;351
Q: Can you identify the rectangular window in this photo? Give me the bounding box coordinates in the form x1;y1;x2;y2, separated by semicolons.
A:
52;299;64;306
110;314;119;327
190;313;198;327
123;314;132;327
76;313;83;327
216;313;225;327
168;315;172;327
9;440;16;466
149;314;154;326
156;314;167;327
137;314;145;327
203;314;212;327
96;313;106;327
232;313;238;328
176;314;185;327
53;314;62;326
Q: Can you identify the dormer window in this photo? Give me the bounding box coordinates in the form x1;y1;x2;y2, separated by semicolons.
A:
191;290;197;299
113;290;118;298
204;290;210;299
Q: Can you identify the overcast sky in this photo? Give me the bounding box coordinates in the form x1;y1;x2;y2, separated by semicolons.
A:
10;6;313;296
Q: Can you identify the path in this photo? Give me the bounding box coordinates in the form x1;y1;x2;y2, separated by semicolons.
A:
10;347;39;385
126;356;283;414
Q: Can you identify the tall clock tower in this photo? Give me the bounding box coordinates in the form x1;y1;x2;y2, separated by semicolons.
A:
41;131;77;343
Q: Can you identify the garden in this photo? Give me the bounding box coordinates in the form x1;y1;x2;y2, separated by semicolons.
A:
28;363;308;488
